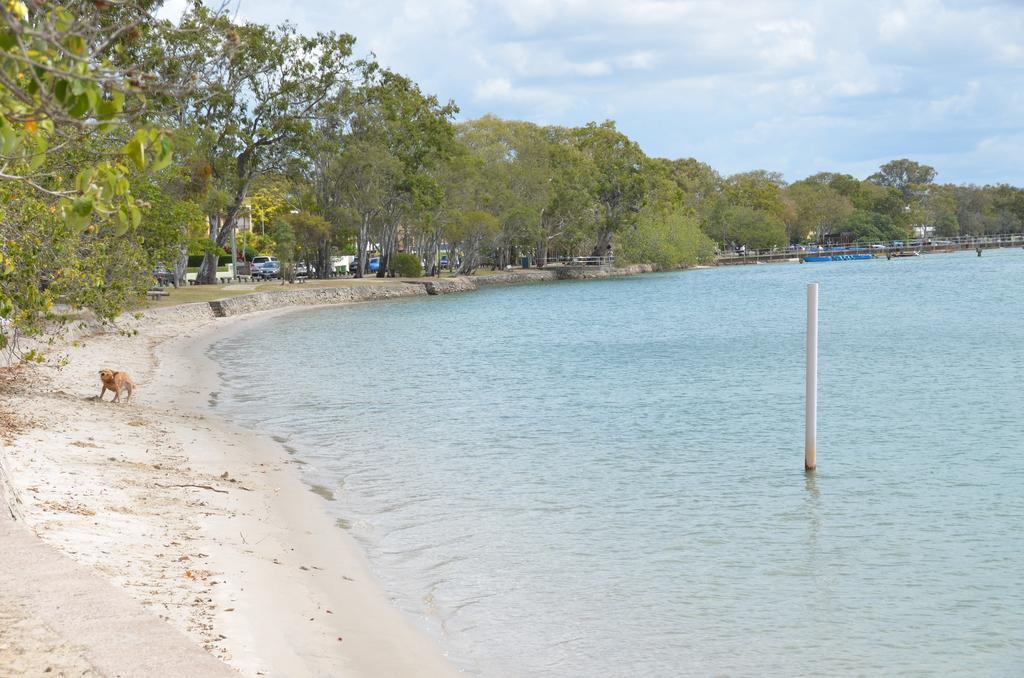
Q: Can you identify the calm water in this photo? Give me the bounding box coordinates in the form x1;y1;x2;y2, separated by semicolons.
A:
209;251;1024;676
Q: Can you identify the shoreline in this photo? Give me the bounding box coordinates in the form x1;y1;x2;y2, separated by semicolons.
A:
1;300;460;676
0;264;664;675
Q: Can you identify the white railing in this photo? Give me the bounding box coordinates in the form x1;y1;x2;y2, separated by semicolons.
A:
717;232;1024;259
537;255;616;266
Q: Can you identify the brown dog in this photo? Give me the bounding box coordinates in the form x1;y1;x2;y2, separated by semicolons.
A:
98;369;135;403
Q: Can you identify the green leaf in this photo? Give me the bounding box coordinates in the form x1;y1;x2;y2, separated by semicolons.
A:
0;125;18;156
123;138;145;170
67;94;90;118
75;167;96;192
129;204;142;228
28;135;47;170
113;217;129;237
53;7;74;32
149;139;173;172
64;197;93;231
54;79;69;105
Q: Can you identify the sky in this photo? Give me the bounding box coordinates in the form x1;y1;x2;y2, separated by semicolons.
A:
158;0;1024;186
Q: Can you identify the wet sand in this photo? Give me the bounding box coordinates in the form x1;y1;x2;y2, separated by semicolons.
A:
0;301;458;677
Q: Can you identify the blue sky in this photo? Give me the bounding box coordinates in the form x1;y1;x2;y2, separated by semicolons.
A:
160;0;1024;186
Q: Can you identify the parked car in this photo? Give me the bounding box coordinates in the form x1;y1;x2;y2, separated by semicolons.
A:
349;256;381;274
250;255;280;279
439;255;450;268
152;264;174;286
294;262;309;276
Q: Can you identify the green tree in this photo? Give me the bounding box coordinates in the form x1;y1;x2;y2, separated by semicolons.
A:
269;217;297;282
868;159;937;202
617;204;715;268
359;69;457;277
840;210;904;243
722;170;788;221
784;180;854;243
173;5;356;283
284;211;332;274
574;121;646;257
923;186;959;237
713;205;787;250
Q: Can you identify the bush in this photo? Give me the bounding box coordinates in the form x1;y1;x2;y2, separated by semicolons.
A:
392;252;422;277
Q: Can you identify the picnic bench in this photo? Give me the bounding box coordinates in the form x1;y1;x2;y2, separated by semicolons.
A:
147;287;170;300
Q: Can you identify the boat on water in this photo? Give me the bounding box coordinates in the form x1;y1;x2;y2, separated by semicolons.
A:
802;253;874;263
891;250;920;258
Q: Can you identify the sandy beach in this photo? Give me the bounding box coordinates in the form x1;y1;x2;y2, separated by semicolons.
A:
0;298;459;677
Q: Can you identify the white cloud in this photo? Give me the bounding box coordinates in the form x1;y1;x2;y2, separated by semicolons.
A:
927;80;980;117
754;19;816;68
207;0;1024;183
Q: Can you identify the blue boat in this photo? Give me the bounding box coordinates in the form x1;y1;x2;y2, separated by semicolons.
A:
802;253;874;263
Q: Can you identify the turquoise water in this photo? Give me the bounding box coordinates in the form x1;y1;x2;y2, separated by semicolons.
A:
209;251;1024;676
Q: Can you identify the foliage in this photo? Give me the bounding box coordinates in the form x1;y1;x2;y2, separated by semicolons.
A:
617;206;715;268
574;121;647;256
784;181;854;243
282;211;331;273
0;1;185;356
269;217;296;281
246;180;293;234
6;1;1024;364
842;211;905;243
0;184;149;353
392;252;422;277
714;205;788;250
133;175;206;266
0;2;173;225
172;4;357;282
869;159;937;200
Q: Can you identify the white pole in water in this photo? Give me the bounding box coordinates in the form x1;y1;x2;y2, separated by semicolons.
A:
805;282;818;471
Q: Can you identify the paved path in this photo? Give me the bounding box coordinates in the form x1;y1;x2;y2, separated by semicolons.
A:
0;511;236;677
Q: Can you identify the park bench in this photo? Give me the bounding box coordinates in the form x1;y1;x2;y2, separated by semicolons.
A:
147;287;170;300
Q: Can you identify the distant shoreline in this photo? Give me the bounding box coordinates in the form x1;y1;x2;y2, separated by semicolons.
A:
196;263;665;318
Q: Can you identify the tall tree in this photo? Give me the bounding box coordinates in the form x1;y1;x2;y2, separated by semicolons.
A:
574;121;646;258
784;180;853;243
868;159;937;202
358;69;457;277
173;5;356;283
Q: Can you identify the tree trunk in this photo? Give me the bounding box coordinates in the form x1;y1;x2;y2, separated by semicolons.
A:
376;217;399;278
173;243;188;288
196;215;221;284
591;227;613;258
316;239;330;278
355;214;371;278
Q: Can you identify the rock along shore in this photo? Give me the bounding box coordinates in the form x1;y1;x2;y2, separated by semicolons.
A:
210;264;662;317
